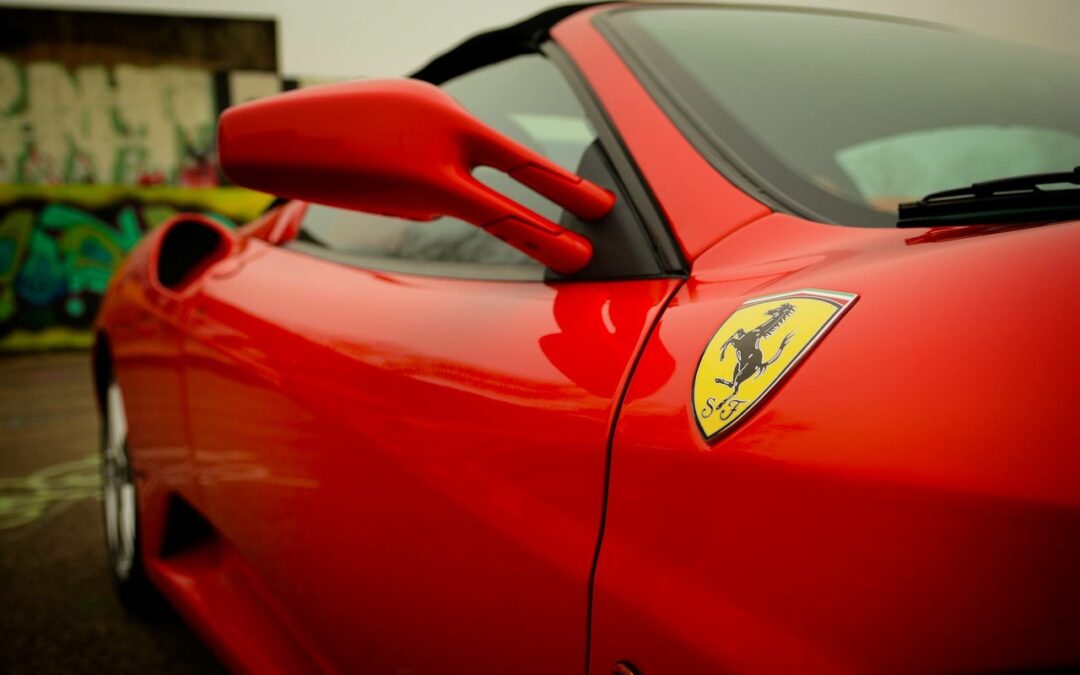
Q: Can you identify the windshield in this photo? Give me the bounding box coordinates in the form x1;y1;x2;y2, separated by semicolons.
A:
603;7;1080;227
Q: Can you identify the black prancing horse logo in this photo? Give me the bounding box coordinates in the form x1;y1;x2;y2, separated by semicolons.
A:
714;302;796;405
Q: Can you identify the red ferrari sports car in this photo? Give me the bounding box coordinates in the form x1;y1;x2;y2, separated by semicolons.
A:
94;3;1080;674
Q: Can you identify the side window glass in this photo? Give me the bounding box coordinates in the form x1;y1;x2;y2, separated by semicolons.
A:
292;55;598;277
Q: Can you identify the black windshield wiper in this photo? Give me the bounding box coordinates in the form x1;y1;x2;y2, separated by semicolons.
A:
897;166;1080;227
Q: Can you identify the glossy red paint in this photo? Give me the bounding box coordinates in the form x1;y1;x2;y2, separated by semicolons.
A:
219;78;611;275
94;4;1080;674
555;8;1080;673
99;205;680;672
552;11;1080;673
587;214;1080;674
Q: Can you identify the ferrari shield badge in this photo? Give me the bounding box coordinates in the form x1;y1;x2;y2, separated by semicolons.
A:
693;289;858;441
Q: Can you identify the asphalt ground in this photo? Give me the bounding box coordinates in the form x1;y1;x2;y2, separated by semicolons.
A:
0;351;225;674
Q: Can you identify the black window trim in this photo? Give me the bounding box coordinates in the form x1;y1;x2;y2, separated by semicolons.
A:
542;40;688;276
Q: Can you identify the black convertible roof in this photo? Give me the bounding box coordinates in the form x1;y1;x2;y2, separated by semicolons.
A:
410;3;602;84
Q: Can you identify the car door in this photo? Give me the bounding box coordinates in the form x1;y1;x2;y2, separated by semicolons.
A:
105;229;199;521
180;53;681;674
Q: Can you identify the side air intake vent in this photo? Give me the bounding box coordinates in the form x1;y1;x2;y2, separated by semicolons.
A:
155;217;232;291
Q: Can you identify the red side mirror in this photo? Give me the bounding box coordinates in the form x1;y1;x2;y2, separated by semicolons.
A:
218;78;614;275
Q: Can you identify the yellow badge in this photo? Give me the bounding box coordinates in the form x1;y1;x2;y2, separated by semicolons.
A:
693;289;858;441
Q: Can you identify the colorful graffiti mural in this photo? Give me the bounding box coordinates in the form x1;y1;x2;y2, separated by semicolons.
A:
0;57;227;186
0;185;272;350
0;7;293;350
0;58;302;188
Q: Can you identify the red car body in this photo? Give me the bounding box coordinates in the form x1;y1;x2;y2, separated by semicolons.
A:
95;4;1080;674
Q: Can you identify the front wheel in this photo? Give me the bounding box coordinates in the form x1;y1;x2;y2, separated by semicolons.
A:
101;378;159;612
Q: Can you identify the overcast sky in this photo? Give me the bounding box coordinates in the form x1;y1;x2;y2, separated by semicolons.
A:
5;0;1078;77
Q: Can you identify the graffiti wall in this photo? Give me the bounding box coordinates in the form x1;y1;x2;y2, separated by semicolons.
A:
0;185;273;350
0;58;221;187
0;9;318;349
0;20;291;348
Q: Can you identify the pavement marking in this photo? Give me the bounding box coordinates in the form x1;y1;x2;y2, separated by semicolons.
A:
0;454;100;530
